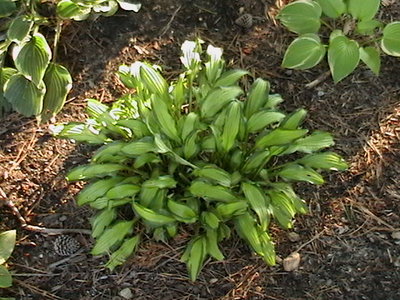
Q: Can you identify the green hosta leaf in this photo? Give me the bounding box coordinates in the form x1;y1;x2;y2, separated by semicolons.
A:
277;0;322;34
117;0;142;12
131;62;168;98
92;141;127;163
106;184;140;199
91;220;135;255
287;131;334;153
214;69;248;87
0;68;17;115
117;119;150;138
259;232;276;265
67;164;128;181
265;93;284;109
0;230;16;264
183;237;207;282
348;0;380;21
315;0;346;18
0;265;12;288
15;33;52;86
256;128;308;148
328;35;360;83
0;0;16;18
194;165;232;187
151;97;180;142
242;183;271;231
297;152;348;170
282;34;326;70
278;164;325;184
281;108;307;129
234;212;263;255
201;212;220;230
221;101;241;152
359;47;381;75
167;199;197;223
247;110;285;133
4;74;45;117
205;229;224;260
201;86;243;118
122;138;157;156
183;131;200;159
245;78;270;118
134;153;160;168
51;123;109;144
77;176;123;205
91;208;117;238
7;16;33;43
133;202;175;225
356;19;382;35
143;176;177;189
57;0;91;20
41;63;72;121
381;22;400;57
189;181;238;202
106;235;140;271
87;99;108;118
181;112;199;141
216;201;248;219
242;150;271;173
268;190;295;229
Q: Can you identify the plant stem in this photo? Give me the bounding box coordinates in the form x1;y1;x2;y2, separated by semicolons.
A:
320;19;334;31
52;20;63;62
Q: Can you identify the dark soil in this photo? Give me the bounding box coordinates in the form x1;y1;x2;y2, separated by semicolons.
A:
1;0;400;299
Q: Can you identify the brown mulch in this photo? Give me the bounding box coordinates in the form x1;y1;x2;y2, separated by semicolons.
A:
1;0;400;299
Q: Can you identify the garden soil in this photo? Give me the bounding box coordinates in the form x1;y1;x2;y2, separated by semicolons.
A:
1;0;400;299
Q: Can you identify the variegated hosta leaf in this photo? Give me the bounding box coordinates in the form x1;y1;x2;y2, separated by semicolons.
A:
106;235;140;271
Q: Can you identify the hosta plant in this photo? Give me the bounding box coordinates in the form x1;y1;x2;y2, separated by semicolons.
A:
0;0;141;120
277;0;400;83
53;40;347;281
0;229;16;294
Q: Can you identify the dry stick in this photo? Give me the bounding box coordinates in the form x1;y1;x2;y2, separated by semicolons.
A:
294;228;326;253
0;187;91;235
48;248;86;269
305;70;331;89
159;5;182;37
14;279;64;300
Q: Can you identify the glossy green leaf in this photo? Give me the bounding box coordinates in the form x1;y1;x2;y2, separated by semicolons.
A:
185;237;207;282
214;69;248;87
122;139;156;156
256;128;308;148
106;235;140;271
206;229;224;260
0;230;16;264
287;131;334;153
216;201;248;219
221;101;241;152
7;16;33;43
133;202;175;225
282;34;326;70
181;112;199;141
189;181;238;202
91;220;135;255
77;177;123;205
151;97;180;142
277;0;322;34
315;0;346;18
348;0;380;20
131;62;168;97
297;152;348;170
91;208;117;238
234;212;263;255
106;184;140;199
41;63;72;121
328;35;360;83
281;108;307;130
201;86;243;118
356;19;382;35
242;183;271;231
117;119;150;138
381;22;400;57
57;0;91;20
245;78;270;118
201;212;220;230
67;164;127;181
167;199;197;223
0;68;17;115
0;0;16;18
15;33;51;86
143;176;177;189
194;165;232;187
247;110;285;133
4;74;45;117
278;164;325;184
0;265;12;288
50;123;109;144
359;47;380;75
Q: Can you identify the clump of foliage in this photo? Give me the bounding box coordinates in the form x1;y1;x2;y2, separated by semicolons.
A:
0;229;16;295
277;0;400;83
0;0;141;120
53;40;347;281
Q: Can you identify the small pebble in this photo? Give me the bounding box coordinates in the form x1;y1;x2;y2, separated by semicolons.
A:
391;231;400;240
317;90;325;97
283;252;301;271
59;215;67;222
119;287;133;299
287;232;301;242
209;278;218;284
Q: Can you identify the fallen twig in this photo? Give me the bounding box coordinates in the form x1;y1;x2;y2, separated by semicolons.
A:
305;70;331;89
294;228;326;253
159;5;182;37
